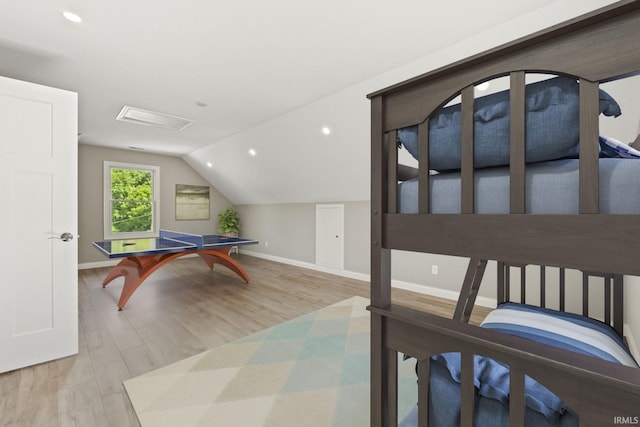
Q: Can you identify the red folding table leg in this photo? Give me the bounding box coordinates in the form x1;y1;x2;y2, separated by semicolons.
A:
197;248;251;283
102;253;188;310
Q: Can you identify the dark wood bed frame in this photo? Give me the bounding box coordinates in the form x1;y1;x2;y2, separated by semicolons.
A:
368;1;640;425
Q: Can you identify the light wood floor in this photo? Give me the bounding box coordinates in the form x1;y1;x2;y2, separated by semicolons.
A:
0;254;489;427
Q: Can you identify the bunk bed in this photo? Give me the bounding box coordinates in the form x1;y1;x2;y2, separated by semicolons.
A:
367;1;640;426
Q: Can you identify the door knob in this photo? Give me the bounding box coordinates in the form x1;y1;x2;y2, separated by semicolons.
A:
49;232;74;242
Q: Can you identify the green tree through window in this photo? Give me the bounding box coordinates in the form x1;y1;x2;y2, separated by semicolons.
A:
104;161;159;239
110;168;153;232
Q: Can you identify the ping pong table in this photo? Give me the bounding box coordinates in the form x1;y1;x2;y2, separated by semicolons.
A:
92;229;258;310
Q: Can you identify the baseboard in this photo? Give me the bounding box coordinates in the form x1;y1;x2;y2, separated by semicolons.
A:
241;250;496;308
78;259;120;270
240;250;370;282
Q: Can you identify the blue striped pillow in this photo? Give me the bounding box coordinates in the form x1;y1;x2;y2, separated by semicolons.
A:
482;303;637;367
599;135;640;159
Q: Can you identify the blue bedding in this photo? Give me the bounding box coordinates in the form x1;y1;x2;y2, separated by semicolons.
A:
397;76;622;172
398;362;580;427
399;304;638;427
398;158;640;214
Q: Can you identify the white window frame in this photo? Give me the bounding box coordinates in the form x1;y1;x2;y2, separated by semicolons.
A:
103;161;160;240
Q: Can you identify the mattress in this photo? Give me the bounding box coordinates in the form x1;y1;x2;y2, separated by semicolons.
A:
398;158;640;214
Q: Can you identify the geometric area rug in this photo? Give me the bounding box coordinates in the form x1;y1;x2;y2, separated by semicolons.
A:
124;296;417;426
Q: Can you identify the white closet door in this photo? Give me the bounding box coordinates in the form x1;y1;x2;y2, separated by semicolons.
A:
316;204;344;270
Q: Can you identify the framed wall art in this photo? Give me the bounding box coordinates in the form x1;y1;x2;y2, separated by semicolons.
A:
175;184;210;220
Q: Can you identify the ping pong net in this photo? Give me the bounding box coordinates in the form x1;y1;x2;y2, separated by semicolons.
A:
159;229;251;249
159;229;205;248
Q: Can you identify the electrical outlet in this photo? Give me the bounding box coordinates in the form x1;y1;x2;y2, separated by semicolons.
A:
431;265;439;275
265;241;269;248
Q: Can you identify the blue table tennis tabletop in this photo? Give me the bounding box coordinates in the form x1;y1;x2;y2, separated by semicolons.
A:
92;230;258;259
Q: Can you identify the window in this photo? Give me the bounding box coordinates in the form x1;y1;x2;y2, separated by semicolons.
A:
104;161;160;239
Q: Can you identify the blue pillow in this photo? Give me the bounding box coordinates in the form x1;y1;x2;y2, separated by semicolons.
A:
397;77;622;171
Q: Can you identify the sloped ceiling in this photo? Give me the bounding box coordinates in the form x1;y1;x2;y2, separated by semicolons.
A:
0;0;619;204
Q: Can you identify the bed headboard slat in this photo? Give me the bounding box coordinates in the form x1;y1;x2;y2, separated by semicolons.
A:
509;368;526;426
460;352;475;426
387;130;398;214
582;272;590;316
460;86;475;214
578;80;601;214
540;265;546;308
559;268;566;311
605;275;612;326
497;261;506;304
613;274;624;337
509;71;526;214
505;266;511;302
417;121;430;214
417;359;430;426
520;268;526;304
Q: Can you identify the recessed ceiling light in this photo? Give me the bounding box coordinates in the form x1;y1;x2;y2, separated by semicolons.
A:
476;82;490;91
322;126;331;135
62;11;82;23
248;149;257;156
206;162;212;167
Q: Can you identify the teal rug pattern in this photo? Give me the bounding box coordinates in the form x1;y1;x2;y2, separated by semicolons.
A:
124;296;417;426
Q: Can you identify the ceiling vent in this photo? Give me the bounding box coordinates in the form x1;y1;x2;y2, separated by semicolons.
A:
116;105;194;131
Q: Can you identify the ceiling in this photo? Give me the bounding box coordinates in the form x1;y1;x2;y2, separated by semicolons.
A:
0;0;564;156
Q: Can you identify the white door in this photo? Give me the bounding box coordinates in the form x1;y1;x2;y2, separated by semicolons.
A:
0;76;78;373
315;204;344;270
